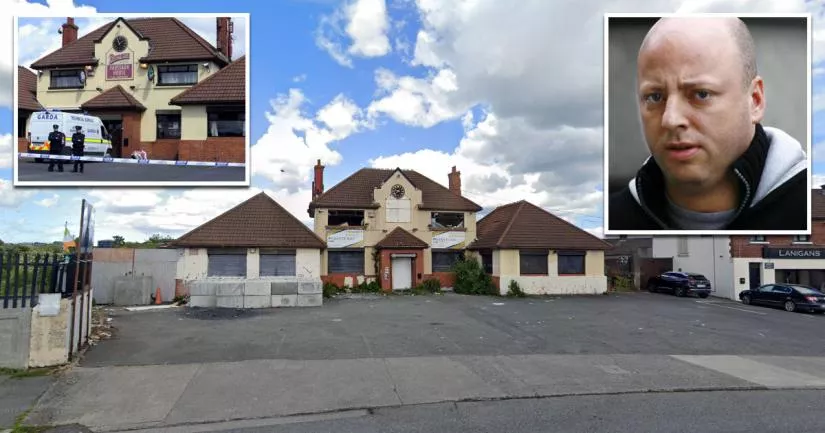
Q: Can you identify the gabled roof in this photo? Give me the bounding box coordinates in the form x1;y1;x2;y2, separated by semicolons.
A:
29;17;230;70
17;66;42;111
172;192;326;249
80;85;146;111
170;55;246;105
469;200;612;251
309;168;482;215
375;227;429;249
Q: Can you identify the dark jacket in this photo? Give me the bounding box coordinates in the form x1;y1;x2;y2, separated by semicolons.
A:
47;131;65;154
71;132;85;155
608;124;808;231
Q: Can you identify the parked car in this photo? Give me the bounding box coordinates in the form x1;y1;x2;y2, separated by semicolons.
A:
646;271;711;298
738;284;825;313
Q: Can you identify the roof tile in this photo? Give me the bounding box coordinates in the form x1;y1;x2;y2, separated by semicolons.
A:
470;200;612;251
170;56;245;105
30;17;230;69
310;168;482;214
17;66;42;111
172;192;326;249
375;227;429;249
80;85;146;111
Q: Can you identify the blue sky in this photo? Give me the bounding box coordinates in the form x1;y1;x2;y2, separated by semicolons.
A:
1;0;824;244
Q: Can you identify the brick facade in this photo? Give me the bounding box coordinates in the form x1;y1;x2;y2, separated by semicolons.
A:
179;137;245;163
377;249;426;292
425;272;456;288
321;274;379;287
17;137;27;153
730;220;825;258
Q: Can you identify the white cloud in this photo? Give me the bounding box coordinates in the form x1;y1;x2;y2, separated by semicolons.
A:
36;194;59;207
316;0;392;67
0;179;36;207
293;74;307;83
0;134;12;168
316;94;366;139
367;68;466;127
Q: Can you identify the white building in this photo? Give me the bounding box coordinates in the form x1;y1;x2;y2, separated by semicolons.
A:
652;236;736;300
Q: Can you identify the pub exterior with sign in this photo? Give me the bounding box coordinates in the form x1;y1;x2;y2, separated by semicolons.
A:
19;16;247;163
728;188;825;298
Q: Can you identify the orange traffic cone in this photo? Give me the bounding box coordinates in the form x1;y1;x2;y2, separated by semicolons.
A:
155;287;162;305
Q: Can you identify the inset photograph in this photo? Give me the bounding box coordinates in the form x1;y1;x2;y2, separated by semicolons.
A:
604;13;811;235
14;13;250;186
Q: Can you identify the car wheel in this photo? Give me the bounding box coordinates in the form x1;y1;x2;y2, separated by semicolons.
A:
647;282;657;293
784;300;797;313
742;295;751;305
698;293;709;299
675;287;686;297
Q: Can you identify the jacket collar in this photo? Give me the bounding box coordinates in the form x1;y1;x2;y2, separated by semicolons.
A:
632;123;771;228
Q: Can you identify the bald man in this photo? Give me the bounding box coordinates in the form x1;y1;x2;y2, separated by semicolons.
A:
609;17;807;231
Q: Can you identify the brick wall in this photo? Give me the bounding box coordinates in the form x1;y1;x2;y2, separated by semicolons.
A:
321;274;378;287
179;137;245;163
18;137;28;153
425;272;456;288
730;220;825;257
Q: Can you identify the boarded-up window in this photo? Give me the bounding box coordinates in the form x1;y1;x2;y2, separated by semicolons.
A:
386;198;411;223
328;250;364;274
432;251;463;272
207;248;247;277
259;249;296;277
520;251;548;275
558;251;586;275
481;252;493;274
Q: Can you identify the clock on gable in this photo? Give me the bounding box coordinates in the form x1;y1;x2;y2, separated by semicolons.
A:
112;35;128;52
391;184;405;199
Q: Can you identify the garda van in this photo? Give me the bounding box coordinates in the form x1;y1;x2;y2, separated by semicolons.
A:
27;110;113;162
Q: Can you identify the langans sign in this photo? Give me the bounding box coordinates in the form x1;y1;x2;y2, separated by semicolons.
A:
762;247;825;259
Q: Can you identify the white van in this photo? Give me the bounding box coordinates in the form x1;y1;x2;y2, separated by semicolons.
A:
26;110;113;161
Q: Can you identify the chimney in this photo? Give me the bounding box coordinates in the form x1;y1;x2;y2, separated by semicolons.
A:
312;159;325;200
448;166;462;195
216;17;233;62
62;17;78;47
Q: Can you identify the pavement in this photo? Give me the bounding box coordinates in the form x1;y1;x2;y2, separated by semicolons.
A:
15;160;246;183
16;292;825;432
0;374;54;429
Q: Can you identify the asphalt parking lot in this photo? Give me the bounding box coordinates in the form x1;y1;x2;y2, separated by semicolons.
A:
16;160;245;182
80;292;825;367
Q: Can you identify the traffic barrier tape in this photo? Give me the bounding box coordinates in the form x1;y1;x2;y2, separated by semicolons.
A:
18;152;245;168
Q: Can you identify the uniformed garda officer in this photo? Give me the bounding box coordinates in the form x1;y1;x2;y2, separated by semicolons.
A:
47;124;65;172
71;125;85;173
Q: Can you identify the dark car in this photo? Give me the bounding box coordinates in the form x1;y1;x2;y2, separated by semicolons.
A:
738;284;825;313
646;271;711;298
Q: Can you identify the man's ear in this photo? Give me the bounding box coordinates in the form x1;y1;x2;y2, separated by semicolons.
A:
749;76;765;123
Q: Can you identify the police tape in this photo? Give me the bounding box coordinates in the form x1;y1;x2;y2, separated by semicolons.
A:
18;153;245;168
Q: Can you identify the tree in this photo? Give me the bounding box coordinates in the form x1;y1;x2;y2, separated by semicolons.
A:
112;235;126;248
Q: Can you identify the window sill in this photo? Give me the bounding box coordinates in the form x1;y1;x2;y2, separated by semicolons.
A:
48;86;84;90
520;273;549;277
558;273;586;276
156;83;196;87
428;226;466;231
749;241;769;245
792;242;813;245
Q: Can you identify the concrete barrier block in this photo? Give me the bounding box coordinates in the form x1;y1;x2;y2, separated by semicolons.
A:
189;282;218;296
216;282;244;296
271;281;299;295
244;281;270;296
216;296;244;309
188;295;217;308
113;276;154;306
297;294;323;307
298;281;322;294
272;295;298;307
244;295;271;309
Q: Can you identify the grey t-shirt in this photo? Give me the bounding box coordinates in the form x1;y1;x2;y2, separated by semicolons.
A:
666;197;736;230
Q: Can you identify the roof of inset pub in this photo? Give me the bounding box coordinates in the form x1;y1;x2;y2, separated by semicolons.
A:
170;55;246;105
469;200;612;251
309;168;482;214
80;85;146;111
17;66;42;111
375;227;429;249
29;17;230;69
172;192;326;249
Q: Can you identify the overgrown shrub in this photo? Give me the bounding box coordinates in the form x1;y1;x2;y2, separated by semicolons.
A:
506;280;526;297
611;275;635;292
451;256;496;296
323;282;340;299
421;278;442;293
352;280;382;293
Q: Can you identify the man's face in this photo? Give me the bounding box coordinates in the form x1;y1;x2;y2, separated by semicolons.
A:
636;19;763;189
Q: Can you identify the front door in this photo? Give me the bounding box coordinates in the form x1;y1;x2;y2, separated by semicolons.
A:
748;263;761;289
391;257;412;290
